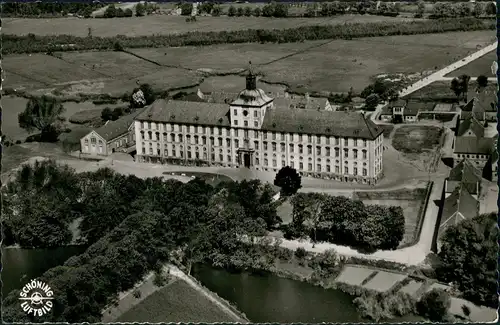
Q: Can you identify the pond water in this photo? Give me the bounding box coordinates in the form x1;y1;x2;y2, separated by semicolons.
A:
192;264;425;323
4;247;424;323
1;246;88;297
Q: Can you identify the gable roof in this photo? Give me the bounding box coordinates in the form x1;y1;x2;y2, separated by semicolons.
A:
273;96;329;111
391;99;406;107
449;158;483;183
135;99;231;127
456;116;485;137
465;88;497;113
94;108;146;141
454;136;496;155
261;109;383;140
439;185;479;239
405;101;435;116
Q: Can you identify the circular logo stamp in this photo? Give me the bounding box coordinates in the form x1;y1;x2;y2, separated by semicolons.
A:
18;279;54;316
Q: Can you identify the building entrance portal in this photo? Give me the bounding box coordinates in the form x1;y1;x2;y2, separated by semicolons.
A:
243;153;251;168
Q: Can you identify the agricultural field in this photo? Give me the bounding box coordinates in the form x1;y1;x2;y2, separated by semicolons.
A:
392;125;443;154
445;50;497;77
354;186;429;247
2;15;420;37
115;279;238;323
127;30;495;93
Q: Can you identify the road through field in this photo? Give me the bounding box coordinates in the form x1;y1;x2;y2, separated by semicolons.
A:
370;41;497;121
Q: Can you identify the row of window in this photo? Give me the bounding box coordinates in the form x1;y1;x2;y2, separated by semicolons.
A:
139;122;375;146
456;153;489;159
233;119;259;128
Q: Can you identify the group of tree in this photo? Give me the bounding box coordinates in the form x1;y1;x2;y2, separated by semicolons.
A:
100;107;124;122
436;212;498;309
4;18;493;55
2;160;282;322
361;79;399;110
449;74;471;102
285;193;405;251
18;95;66;142
0;2;104;17
226;2;288;18
101;2;156;18
430;1;496;19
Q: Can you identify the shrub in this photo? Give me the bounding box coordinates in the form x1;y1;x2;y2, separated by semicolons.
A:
152;270;167;287
294;247;307;259
132;289;141;298
417;288;451;322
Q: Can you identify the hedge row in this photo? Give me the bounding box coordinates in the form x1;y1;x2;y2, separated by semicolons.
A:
3;18;494;55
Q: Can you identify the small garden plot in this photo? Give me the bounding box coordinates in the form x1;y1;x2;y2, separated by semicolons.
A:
399;280;423;296
116;279;238;323
362;271;407;292
335;266;375;286
392;125;443;154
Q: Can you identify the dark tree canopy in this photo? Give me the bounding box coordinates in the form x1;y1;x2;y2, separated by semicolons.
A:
476;75;488;89
436;212;498;309
18;95;65;142
417;289;451;322
274;166;302;196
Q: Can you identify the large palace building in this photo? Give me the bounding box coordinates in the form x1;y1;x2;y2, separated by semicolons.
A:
134;65;384;184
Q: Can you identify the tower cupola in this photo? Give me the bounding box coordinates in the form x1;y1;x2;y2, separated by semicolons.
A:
246;61;257;90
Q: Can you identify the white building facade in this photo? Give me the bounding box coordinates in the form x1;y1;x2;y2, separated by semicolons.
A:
134;69;384;184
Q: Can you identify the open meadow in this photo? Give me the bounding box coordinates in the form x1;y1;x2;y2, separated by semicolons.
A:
115;279;239;323
403;80;497;101
2;15;420;37
445;50;497;77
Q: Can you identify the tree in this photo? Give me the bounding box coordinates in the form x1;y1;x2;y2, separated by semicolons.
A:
227;5;236;17
417;289;451;322
124;8;133;17
101;107;113;121
472;2;484;18
364;93;380;110
476;75;488;89
262;3;274;17
116;8;125;18
180;2;193;16
18;95;65;142
461;305;471;320
103;4;116;18
253;7;261;16
243;6;252;17
273;2;288;17
450;75;470;101
274;166;302;196
485;2;496;16
457;2;471;17
436;213;498;309
211;5;222;16
415;0;425;17
236;7;244;17
130;83;156;108
135;3;145;16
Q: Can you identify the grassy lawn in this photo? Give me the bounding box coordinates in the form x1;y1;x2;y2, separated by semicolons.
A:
392;125;443;154
116;279;237;323
399;279;424;296
445;50;497;77
3;15;420;37
335;266;376;286
277;199;294;225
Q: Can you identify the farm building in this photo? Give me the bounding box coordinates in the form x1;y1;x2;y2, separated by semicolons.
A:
452;115;497;168
460;88;497;122
80;108;146;157
437;184;479;243
444;158;482;199
379;100;437;122
133;65;385;184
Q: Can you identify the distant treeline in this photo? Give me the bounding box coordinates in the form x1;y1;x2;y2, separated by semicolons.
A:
3;18;493;55
1;2;105;17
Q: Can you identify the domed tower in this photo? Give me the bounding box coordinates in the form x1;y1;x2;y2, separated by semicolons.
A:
229;61;274;130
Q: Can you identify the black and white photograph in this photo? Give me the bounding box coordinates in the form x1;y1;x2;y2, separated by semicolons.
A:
1;0;498;323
